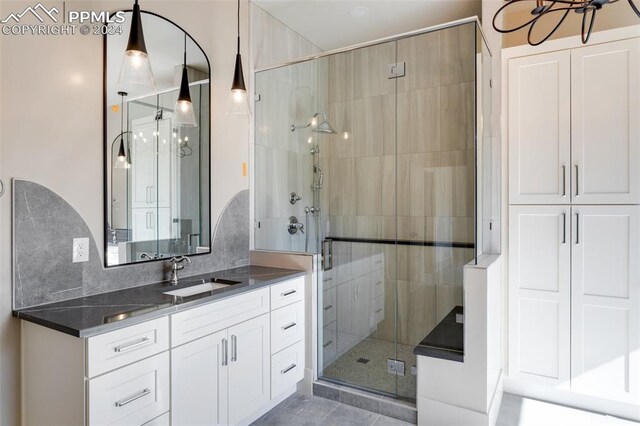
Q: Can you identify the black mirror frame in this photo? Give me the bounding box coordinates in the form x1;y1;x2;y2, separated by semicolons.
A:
102;9;212;268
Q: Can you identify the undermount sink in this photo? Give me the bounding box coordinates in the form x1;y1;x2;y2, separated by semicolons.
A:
163;278;241;298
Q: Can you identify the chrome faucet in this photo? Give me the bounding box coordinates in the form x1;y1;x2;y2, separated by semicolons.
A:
169;256;192;286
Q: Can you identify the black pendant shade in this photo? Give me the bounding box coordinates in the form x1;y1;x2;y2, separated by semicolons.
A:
117;137;126;160
127;0;148;54
174;34;198;127
232;49;246;93
178;65;192;103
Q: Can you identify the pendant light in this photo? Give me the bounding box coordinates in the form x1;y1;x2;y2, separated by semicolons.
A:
174;34;198;127
228;0;249;115
114;92;130;169
492;0;640;46
117;0;156;92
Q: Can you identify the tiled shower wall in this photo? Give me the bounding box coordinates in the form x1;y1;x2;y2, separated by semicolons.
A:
325;23;477;347
251;3;326;253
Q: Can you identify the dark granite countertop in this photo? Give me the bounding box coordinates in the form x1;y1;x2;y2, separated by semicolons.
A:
413;306;464;362
13;265;306;338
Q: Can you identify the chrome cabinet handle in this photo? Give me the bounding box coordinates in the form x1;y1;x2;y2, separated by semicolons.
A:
575;165;579;197
281;363;296;374
375;308;383;314
231;335;237;362
282;322;296;331
562;165;566;196
562;212;566;244
323;340;333;348
323;305;333;311
114;337;151;353
575;212;580;245
281;289;296;297
115;388;150;407
322;239;334;271
222;338;228;366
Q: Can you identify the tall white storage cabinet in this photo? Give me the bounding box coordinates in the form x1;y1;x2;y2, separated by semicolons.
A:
506;30;640;420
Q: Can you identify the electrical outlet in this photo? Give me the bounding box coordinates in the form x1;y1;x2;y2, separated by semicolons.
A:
73;238;89;263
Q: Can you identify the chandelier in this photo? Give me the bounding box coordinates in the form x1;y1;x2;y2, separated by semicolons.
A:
493;0;640;45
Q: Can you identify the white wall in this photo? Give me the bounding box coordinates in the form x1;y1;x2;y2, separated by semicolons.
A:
0;1;250;424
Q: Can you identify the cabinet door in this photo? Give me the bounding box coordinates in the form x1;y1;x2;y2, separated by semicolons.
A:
508;206;571;387
131;120;157;209
227;314;270;425
132;208;155;241
171;330;228;426
508;51;571;204
571;39;640;204
571;206;640;404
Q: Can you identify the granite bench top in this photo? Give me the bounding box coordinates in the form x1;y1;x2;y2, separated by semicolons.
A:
413;305;464;362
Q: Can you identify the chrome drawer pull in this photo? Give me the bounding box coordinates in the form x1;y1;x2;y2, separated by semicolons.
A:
231;335;237;362
115;388;150;407
376;281;383;286
222;338;228;366
281;289;297;297
323;340;333;348
282;322;297;331
375;260;383;264
281;363;297;374
375;308;383;314
323;305;333;311
114;337;151;353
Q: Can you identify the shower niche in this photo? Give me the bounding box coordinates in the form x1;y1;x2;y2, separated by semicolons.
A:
254;19;493;402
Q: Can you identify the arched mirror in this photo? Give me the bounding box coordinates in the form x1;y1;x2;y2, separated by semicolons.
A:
104;10;211;267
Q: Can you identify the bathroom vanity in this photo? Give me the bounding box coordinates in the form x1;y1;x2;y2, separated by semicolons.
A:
15;266;307;426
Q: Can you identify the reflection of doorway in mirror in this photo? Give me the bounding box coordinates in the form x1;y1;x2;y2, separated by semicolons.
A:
130;113;179;244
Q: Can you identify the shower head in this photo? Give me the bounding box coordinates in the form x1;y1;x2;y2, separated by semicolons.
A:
313;120;336;134
290;112;337;134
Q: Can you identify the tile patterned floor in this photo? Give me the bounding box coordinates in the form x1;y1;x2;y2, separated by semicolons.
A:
322;338;417;401
251;393;413;426
253;392;640;426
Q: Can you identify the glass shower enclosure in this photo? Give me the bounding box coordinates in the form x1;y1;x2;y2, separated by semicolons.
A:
254;19;492;402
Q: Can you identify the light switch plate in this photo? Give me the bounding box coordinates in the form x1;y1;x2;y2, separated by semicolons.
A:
73;238;89;263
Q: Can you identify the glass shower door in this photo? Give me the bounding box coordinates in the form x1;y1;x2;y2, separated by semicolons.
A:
317;40;401;399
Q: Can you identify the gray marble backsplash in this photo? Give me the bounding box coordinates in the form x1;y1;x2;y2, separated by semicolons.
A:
13;179;249;309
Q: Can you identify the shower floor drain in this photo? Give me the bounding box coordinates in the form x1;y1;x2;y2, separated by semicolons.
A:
356;358;370;364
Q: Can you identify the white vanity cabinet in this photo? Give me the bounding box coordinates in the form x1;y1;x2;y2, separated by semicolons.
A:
21;275;306;426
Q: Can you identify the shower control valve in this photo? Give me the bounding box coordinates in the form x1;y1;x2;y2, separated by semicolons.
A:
287;216;304;235
289;192;302;205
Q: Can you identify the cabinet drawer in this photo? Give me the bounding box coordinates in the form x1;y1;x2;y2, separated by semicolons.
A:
372;272;384;299
87;352;169;426
271;340;305;397
322;287;337;326
271;301;305;354
171;288;269;347
373;295;385;325
87;317;169;378
270;277;304;310
322;321;337;368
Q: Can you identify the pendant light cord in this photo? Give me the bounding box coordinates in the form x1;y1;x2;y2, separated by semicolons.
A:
183;33;187;67
237;0;240;54
120;93;124;138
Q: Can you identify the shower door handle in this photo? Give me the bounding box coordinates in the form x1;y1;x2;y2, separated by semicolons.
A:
322;239;333;271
